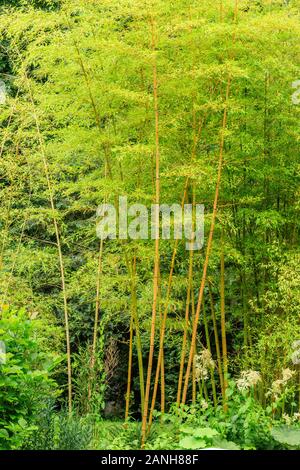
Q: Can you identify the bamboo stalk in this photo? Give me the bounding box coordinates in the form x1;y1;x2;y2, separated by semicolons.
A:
147;112;207;429
88;237;104;404
180;0;239;406
160;347;165;415
27;86;72;413
220;234;228;410
176;234;194;406
125;299;134;422
208;281;224;398
12;41;72;411
181;78;232;405
158;261;165;415
176;95;198;406
203;300;217;406
131;255;145;417
141;15;160;447
191;288;197;404
146;182;188;432
67;12;149;420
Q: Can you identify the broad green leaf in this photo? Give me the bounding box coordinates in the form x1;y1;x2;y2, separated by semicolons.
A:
271;426;300;448
194;428;219;439
179;436;206;450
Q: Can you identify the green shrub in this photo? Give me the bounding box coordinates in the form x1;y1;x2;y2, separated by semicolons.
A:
26;407;94;450
0;307;60;449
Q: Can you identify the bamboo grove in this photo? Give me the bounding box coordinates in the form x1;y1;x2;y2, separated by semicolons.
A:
0;0;300;451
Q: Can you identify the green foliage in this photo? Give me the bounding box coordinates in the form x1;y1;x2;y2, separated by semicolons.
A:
26;403;94;450
72;344;106;415
0;0;299;450
179;427;220;450
271;426;300;449
143;379;296;450
96;421;142;451
0;308;60;449
102;382;289;450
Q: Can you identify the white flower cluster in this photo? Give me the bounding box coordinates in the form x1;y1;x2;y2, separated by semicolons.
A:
283;412;300;425
291;340;300;365
200;399;209;410
194;349;215;382
236;370;261;391
267;368;295;399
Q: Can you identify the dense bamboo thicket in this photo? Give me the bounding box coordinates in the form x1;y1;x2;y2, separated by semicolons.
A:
0;0;300;451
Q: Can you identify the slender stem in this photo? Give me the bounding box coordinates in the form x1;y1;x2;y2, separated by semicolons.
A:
220;233;228;410
203;300;217;406
147;182;188;432
141;16;160;447
208;281;224;398
181;76;232;405
131;255;145;417
181;1;239;405
191;288;197;404
176;240;194;406
125;299;134;422
88;237;104;404
147;112;208;429
27;86;72;413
